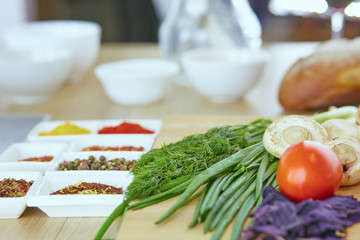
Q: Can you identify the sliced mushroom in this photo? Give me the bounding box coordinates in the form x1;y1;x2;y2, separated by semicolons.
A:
321;119;359;140
263;115;328;158
326;136;360;186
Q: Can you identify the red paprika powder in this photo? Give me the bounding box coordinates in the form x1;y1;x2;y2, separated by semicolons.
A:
98;122;155;134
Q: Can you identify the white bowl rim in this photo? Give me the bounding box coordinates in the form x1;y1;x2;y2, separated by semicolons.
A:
0;48;72;63
181;47;271;65
4;19;102;39
94;58;179;80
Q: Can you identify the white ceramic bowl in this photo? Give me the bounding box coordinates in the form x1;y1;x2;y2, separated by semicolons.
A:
95;59;179;106
181;48;271;103
0;48;72;104
27;171;132;217
0;171;41;219
0;142;68;174
2;20;101;83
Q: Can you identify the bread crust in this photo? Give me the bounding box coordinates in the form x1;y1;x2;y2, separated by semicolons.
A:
278;38;360;110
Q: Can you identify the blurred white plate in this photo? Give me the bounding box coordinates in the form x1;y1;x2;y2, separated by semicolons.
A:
0;171;41;219
45;151;142;174
27;119;162;142
27;171;132;217
0;142;68;174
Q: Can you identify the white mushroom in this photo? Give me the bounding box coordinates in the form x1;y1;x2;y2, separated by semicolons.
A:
263;115;329;158
326;136;360;186
321;119;359;140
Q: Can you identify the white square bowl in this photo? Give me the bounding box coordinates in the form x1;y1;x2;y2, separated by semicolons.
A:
27;119;162;142
27;120;97;142
45;151;143;174
67;134;155;153
0;142;68;174
0;171;42;219
27;171;133;217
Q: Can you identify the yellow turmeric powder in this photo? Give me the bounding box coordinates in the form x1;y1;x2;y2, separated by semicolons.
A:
39;121;91;136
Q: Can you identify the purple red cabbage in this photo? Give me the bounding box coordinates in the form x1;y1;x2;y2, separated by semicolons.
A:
239;186;360;240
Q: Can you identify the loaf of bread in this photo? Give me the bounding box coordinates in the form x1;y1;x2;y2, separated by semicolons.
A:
278;38;360;110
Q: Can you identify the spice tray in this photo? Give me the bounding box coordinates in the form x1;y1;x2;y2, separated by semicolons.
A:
27;119;163;142
67;134;155;153
27;171;133;217
0;171;42;219
45;151;143;174
0;142;68;174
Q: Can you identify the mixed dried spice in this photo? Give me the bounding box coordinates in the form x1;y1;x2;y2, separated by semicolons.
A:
50;182;123;195
18;156;54;162
98;122;154;134
82;145;144;152
0;178;34;197
240;186;360;240
57;155;136;171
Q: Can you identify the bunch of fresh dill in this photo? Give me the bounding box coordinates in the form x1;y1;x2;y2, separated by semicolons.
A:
126;118;272;200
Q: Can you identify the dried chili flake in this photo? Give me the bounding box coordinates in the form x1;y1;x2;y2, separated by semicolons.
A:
0;178;34;197
82;145;144;151
50;182;123;195
19;156;54;162
98;122;154;134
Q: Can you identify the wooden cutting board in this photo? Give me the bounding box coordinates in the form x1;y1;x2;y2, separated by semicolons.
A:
117;115;360;240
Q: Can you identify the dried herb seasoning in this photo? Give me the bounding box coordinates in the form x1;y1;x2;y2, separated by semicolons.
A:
0;178;34;197
82;145;144;151
19;156;54;162
50;182;123;195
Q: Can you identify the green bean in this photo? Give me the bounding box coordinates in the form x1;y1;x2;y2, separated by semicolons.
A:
207;174;256;232
200;178;222;216
129;177;192;210
222;171;239;191
232;165;247;178
235;147;266;168
208;161;278;233
188;184;211;228
203;168;257;232
255;154;270;201
155;142;264;224
210;180;257;240
130;189;185;210
200;173;231;217
256;171;276;208
231;193;256;240
159;174;195;192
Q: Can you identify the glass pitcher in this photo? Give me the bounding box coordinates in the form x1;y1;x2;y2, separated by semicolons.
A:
158;0;262;85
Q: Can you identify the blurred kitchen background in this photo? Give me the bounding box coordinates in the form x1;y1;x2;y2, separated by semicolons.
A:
1;0;360;44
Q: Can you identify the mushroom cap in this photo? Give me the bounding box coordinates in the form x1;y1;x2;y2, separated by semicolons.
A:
326;136;360;186
263;115;328;158
322;119;359;139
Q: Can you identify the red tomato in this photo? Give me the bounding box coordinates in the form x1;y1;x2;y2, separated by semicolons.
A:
276;141;342;202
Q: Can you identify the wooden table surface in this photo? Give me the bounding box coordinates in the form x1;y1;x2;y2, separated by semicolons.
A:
1;115;360;240
1;42;354;240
